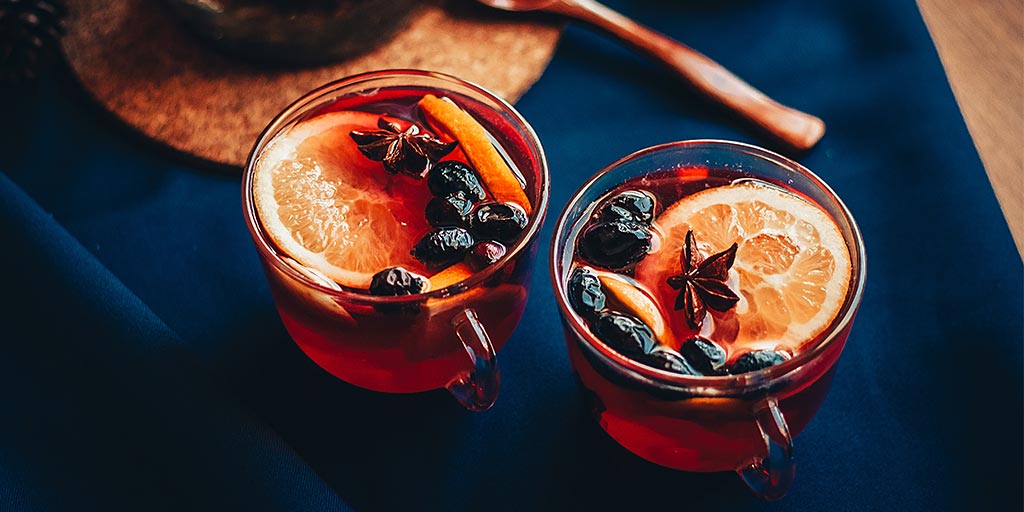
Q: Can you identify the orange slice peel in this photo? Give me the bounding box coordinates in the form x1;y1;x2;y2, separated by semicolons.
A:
635;181;852;355
252;111;433;289
594;269;676;347
418;94;532;214
428;263;474;291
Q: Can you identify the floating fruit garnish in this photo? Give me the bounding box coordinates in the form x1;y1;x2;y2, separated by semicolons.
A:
678;337;728;375
411;227;475;268
368;266;428;296
590;311;657;357
597;190;656;224
428;263;474;291
425;193;473;228
464;241;507;272
666;230;740;330
567;266;605;320
253;111;433;288
349;116;456;178
594;270;673;346
643;346;699;375
418;94;532;214
469;202;528;243
368;266;430;314
635;181;853;353
577;221;652;270
427;160;487;201
729;349;789;374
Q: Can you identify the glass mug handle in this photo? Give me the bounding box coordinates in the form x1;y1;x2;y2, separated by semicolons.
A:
737;397;795;500
446;308;500;411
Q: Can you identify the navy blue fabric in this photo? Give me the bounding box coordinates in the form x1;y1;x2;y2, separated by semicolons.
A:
1;0;1021;510
0;174;351;512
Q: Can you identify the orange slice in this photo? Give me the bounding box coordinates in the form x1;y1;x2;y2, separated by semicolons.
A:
428;263;474;291
418;94;532;214
635;181;852;354
252;110;433;289
594;270;675;347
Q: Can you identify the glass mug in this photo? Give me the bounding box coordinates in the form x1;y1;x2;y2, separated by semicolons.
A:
243;70;549;411
550;141;866;499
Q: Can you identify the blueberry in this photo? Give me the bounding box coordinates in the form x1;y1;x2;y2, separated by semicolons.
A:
644;346;700;375
577;221;652;270
567;267;605;319
598;190;655;224
729;350;789;374
464;241;507;272
411;227;475;268
427;161;486;201
368;267;427;296
591;311;656;357
469;202;528;243
425;192;473;228
678;337;728;375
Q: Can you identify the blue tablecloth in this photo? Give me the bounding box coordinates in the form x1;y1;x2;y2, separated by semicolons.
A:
2;0;1021;510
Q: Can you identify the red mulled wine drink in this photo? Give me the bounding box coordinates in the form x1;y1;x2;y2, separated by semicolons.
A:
243;71;548;411
551;141;865;499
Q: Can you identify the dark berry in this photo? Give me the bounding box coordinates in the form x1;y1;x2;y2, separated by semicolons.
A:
425;193;473;228
567;266;605;319
577;221;652;270
464;241;507;272
411;227;475;268
368;267;427;296
678;337;728;375
427;161;486;200
598;190;656;224
591;311;656;357
469;202;528;243
730;350;789;374
644;346;700;375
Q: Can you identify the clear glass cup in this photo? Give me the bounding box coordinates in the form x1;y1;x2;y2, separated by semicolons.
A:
550;140;866;499
243;70;549;411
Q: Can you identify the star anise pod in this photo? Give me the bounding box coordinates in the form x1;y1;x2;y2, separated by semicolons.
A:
666;230;740;329
349;116;456;178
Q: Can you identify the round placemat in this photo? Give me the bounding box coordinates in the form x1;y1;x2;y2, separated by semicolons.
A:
62;0;561;168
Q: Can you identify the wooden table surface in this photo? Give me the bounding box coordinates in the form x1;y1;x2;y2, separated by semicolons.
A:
918;0;1023;257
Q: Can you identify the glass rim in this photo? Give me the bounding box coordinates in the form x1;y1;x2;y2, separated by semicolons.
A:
242;69;550;304
550;139;867;392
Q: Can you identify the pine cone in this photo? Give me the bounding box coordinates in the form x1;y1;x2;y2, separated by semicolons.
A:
0;0;66;85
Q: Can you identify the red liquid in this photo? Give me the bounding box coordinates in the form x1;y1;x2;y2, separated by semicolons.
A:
565;166;855;471
256;87;543;393
267;254;536;393
566;320;850;471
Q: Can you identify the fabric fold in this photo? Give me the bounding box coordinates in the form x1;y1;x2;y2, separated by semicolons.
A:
0;173;350;512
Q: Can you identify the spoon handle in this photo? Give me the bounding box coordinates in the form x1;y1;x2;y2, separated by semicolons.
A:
550;0;825;150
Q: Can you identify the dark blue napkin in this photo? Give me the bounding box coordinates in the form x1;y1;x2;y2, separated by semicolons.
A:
0;174;351;512
1;0;1020;510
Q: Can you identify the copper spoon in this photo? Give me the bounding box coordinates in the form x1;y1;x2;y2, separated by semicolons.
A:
478;0;826;150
